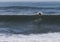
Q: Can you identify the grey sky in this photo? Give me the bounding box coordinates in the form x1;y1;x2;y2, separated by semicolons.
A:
0;0;60;2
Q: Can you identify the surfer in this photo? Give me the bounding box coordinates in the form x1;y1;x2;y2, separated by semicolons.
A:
38;13;42;16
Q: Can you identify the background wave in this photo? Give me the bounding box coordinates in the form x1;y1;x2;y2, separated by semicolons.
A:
0;2;60;15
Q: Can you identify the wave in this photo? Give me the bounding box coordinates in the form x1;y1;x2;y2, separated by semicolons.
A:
0;15;59;34
0;15;59;22
0;15;40;22
0;6;39;10
0;6;60;10
0;32;60;42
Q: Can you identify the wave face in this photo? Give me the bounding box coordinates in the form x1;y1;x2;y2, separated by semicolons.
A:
0;15;59;34
0;2;60;15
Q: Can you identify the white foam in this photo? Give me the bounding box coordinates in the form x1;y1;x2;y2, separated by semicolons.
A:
0;32;60;42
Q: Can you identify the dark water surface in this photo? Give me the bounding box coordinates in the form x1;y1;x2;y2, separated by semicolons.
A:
0;15;59;34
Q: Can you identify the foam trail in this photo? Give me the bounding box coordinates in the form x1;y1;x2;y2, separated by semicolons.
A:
0;32;60;42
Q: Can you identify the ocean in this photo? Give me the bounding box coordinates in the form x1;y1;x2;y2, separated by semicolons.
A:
0;2;60;42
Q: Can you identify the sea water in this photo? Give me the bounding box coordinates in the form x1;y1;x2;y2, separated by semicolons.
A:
0;2;60;42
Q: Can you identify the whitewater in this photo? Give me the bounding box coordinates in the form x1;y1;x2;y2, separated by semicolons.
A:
0;32;59;42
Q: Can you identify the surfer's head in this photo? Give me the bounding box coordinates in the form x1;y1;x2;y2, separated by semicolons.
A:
39;13;42;16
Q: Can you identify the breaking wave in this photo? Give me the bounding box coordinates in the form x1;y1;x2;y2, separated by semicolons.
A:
0;32;60;42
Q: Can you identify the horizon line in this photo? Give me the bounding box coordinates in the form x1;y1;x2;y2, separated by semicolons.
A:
0;1;60;2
